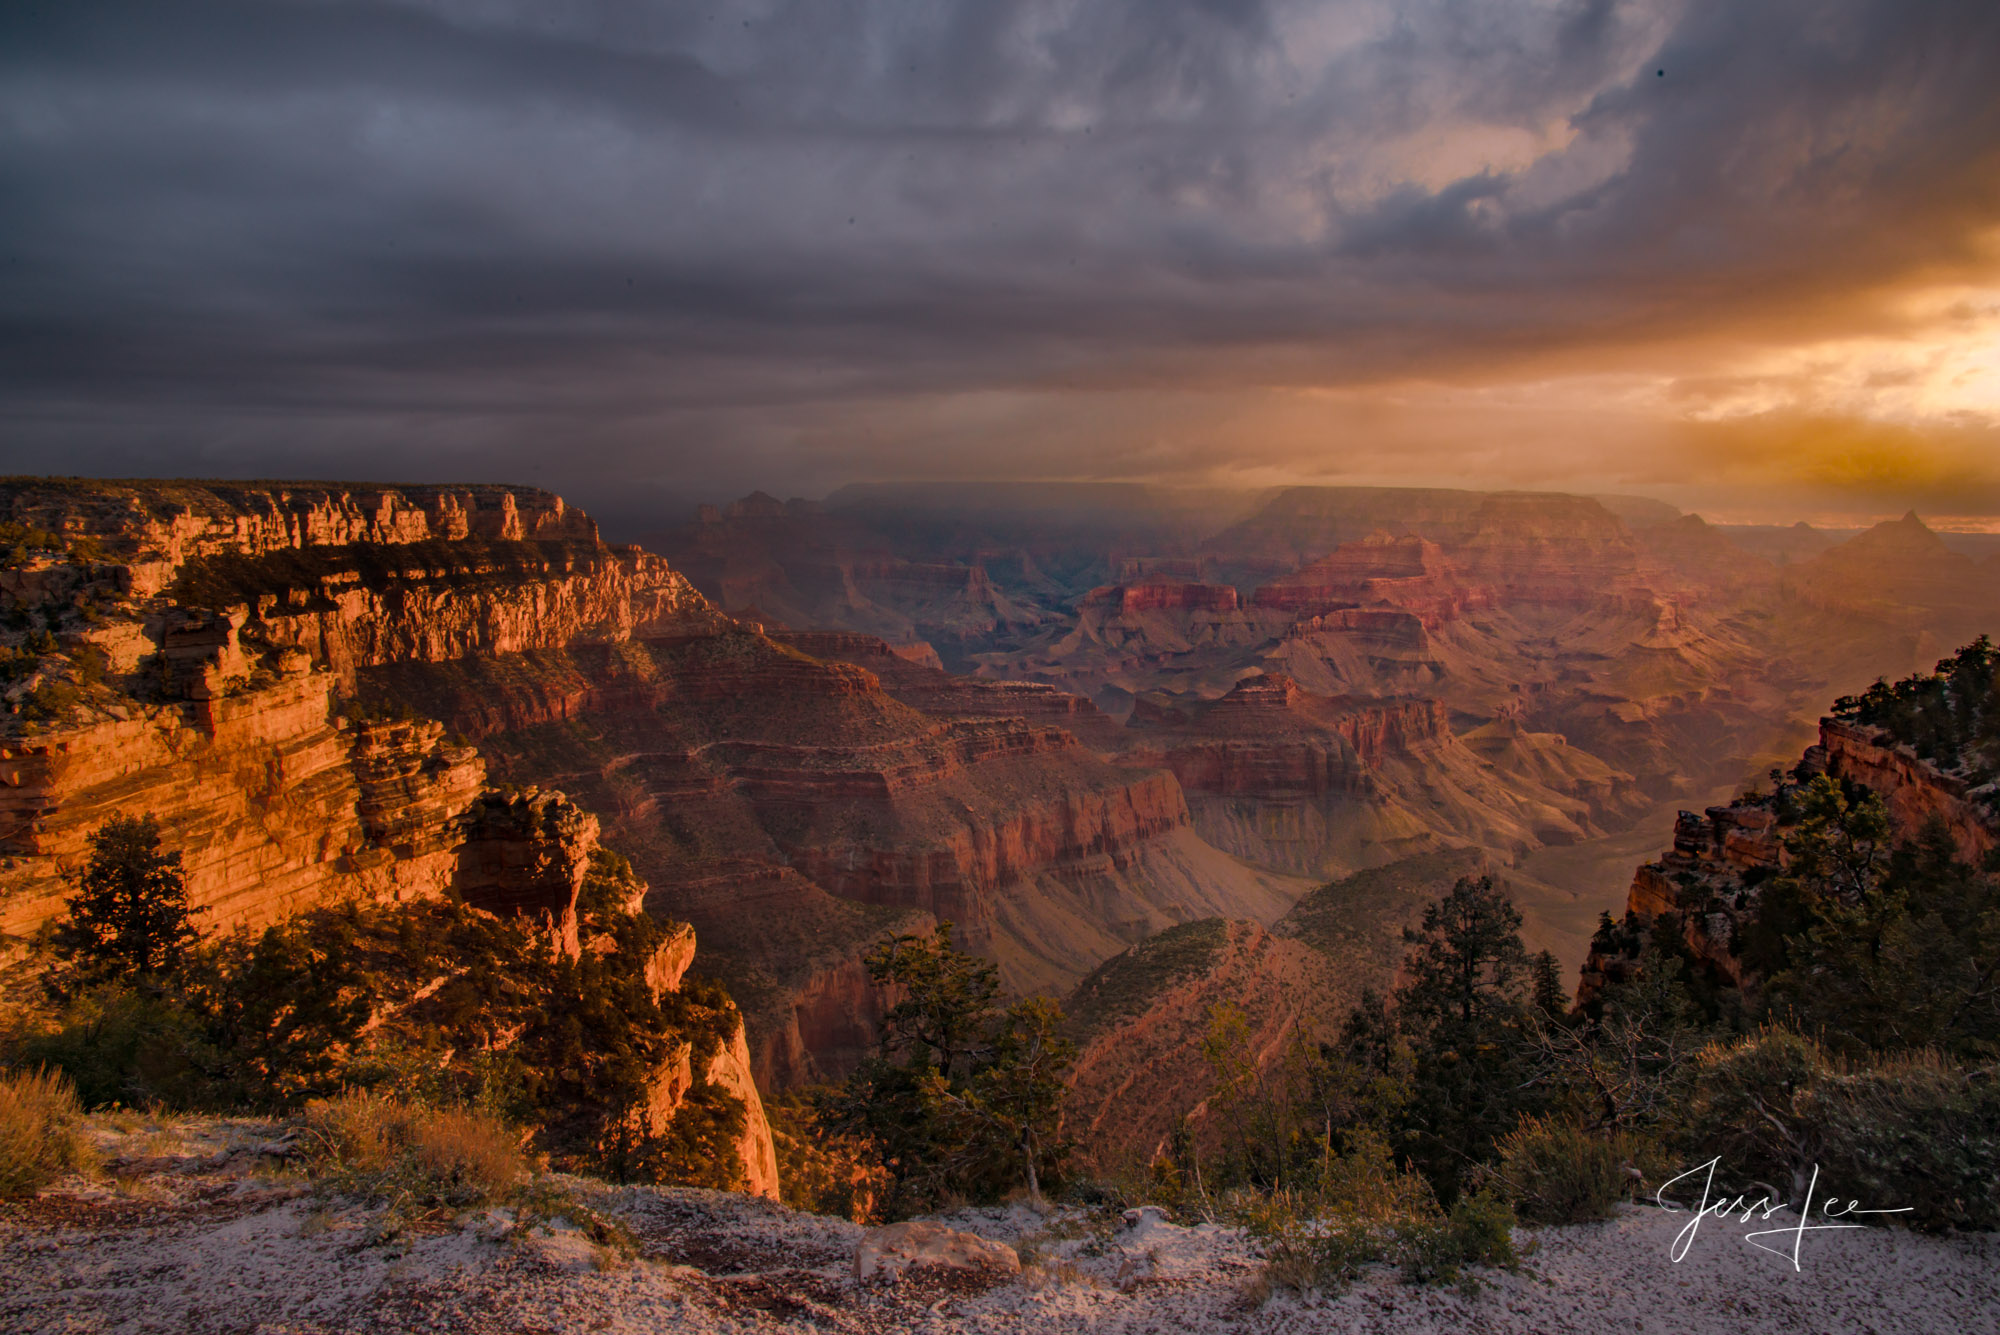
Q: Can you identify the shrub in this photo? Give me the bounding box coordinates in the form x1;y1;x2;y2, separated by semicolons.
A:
1808;1052;2000;1232
1494;1116;1640;1224
296;1092;524;1218
767;1088;890;1222
1243;1130;1518;1297
15;984;226;1111
1394;1190;1518;1288
0;1067;98;1197
1680;1029;2000;1231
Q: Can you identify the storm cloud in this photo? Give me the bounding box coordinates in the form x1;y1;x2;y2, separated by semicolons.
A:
2;0;1997;515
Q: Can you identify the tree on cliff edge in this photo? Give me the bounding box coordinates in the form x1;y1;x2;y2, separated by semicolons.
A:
53;815;202;986
826;923;1074;1213
1391;875;1545;1200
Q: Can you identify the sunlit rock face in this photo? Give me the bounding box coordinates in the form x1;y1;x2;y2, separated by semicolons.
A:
0;480;706;947
0;479;1289;1093
1579;712;1998;1008
0;478;782;1195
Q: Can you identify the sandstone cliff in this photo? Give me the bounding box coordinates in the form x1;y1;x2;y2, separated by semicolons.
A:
1579;707;1999;1006
0;478;778;1197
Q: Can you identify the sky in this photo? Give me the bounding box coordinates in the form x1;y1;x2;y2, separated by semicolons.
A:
3;0;1998;527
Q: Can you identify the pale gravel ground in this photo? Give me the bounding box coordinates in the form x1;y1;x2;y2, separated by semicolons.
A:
3;1117;1995;1335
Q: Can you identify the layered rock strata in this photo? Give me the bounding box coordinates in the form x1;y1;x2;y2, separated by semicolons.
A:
357;627;1303;1081
0;479;778;1194
1579;712;1999;1004
1120;673;1606;879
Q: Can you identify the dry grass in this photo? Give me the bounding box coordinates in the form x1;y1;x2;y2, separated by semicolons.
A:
1493;1116;1649;1225
295;1092;525;1218
0;1067;99;1198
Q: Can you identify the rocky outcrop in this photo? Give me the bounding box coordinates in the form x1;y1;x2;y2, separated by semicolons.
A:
208;543;714;688
0;478;783;1198
1819;719;1996;864
0;661;479;946
704;1020;783;1201
1120;673;1599;879
453;789;599;955
2;481;598;600
1084;581;1241;614
1580;708;2000;1006
1252;534;1481;628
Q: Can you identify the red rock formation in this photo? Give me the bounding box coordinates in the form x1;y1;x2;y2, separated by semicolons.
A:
2;481;597;599
773;629;1126;748
453;789;600;956
1252;534;1484;627
1119;672;1603;878
0;662;478;944
1582;710;1999;1005
1782;513;1992;626
0;478;783;1196
1084;581;1241;614
1819;719;1996;864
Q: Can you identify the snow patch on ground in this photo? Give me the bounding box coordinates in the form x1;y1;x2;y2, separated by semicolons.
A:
3;1116;1994;1334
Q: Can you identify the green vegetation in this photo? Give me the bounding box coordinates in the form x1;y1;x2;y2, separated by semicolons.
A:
1064;917;1229;1035
766;1088;890;1221
1681;1030;2000;1231
1237;1133;1517;1298
1834;635;2000;779
818;923;1075;1215
0;1067;97;1198
1493;1116;1654;1224
1762;817;2000;1059
51;816;203;986
11;827;750;1193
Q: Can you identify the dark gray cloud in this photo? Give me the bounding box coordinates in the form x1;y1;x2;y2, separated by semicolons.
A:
2;0;1996;506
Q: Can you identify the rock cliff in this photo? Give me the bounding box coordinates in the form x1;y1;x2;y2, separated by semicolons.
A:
1120;673;1606;879
0;478;778;1197
1579;707;2000;1006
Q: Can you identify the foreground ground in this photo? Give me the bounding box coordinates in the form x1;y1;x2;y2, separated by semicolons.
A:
4;1117;1994;1335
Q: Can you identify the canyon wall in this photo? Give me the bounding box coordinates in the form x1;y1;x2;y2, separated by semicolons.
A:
0;479;778;1195
355;627;1302;1076
1581;711;1999;1005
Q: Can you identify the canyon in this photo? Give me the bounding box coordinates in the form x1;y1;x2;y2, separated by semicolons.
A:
5;475;1996;1182
0;479;1300;1111
649;483;1997;974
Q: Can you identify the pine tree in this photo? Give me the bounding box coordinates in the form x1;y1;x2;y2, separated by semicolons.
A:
55;815;201;984
827;923;1074;1210
1392;875;1545;1199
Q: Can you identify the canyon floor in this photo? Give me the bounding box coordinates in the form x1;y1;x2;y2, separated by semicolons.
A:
5;1117;1993;1335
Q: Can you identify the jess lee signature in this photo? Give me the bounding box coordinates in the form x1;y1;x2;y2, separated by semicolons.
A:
1656;1158;1911;1270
